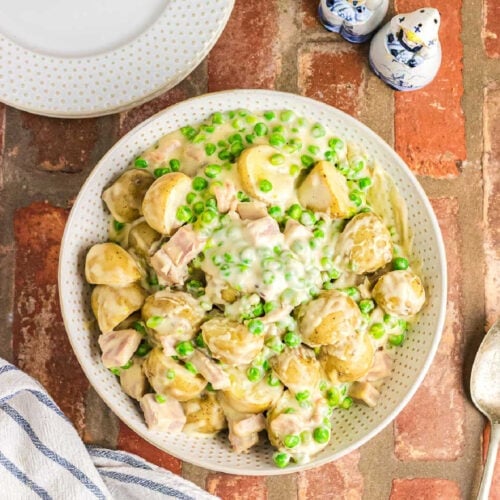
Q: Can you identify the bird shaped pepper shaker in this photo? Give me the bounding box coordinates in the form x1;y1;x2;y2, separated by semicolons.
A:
369;8;441;91
318;0;389;43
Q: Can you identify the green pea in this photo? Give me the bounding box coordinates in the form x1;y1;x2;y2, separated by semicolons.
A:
113;220;125;232
205;143;216;156
358;177;372;190
245;115;257;124
359;299;375;314
340;396;353;409
307;145;320;155
272;125;285;134
324;150;335;162
192;177;208;191
168;158;180;171
287;204;302;220
218;149;232;161
329;268;341;280
204;164;221;178
211;112;224;124
273;452;290;468
259;179;273;192
369;323;385;339
284;434;300;448
254;122;268;136
184;361;198;375
313;426;330;444
300;210;316;226
301;155;314;168
146;316;163;329
245;134;255;144
154;167;170;178
267;374;281;387
323;281;335;290
268;206;282;220
326;388;340;406
289;164;300;175
232;118;244;129
134;156;148;168
206;383;215;392
393;257;409;270
133;321;147;336
205;197;217;210
136;341;152;357
270;153;285;165
264;111;276;121
155;394;166;404
191;202;204;215
284;407;296;414
166;369;176;380
265;336;284;353
148;273;159;286
201;124;215;133
175;341;194;357
237;190;250;202
349;191;363;207
328;137;344;151
311;123;326;138
280;110;294;122
176;205;193;223
121;360;133;370
389;333;405;346
180;126;197;140
186;192;197;204
295;390;310;402
269;133;286;148
247;366;262;382
248;319;264;335
283;331;301;348
398;319;408;331
195;333;206;348
228;133;243;144
109;367;121;376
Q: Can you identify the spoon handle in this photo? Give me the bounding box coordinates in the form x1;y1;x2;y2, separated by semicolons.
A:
478;422;500;500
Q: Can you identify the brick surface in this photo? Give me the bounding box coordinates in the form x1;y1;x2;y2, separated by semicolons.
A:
394;0;466;178
18;112;103;172
483;85;500;329
206;473;267;500
119;86;189;137
484;0;500;58
207;0;280;90
394;198;465;460
0;103;5;189
390;478;462;500
117;423;182;474
301;0;321;29
13;202;89;435
298;46;365;116
297;450;363;499
483;423;500;499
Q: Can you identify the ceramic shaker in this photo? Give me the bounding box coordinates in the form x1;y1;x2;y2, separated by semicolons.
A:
318;0;389;43
369;8;441;91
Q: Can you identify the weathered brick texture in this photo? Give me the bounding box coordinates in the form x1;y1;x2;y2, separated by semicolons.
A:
390;478;462;499
484;0;500;58
206;473;267;500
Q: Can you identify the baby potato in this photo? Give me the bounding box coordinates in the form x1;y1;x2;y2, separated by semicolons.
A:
270;346;321;395
222;366;283;414
142;172;192;235
127;221;161;258
102;169;154;223
296;290;362;347
91;284;147;333
237;144;295;205
143;348;207;402
201;317;264;366
319;332;374;382
85;242;141;286
372;270;425;317
182;392;227;435
336;212;393;274
141;290;205;352
298;161;352;218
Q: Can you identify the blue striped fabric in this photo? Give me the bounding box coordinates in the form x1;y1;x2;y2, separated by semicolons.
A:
0;358;218;500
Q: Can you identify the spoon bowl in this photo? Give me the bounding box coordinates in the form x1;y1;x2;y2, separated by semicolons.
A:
470;319;500;500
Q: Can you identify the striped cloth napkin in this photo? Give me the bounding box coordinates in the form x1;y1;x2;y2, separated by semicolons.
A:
0;358;218;499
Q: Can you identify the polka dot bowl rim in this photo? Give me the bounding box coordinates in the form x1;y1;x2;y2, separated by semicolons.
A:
59;89;447;475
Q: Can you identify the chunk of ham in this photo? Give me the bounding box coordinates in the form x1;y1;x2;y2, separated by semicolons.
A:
120;359;148;400
245;216;282;247
362;351;393;383
150;224;206;286
283;219;312;247
98;329;142;368
213;180;237;213
349;381;381;407
189;350;230;390
219;396;266;453
144;138;181;165
140;393;186;433
236;201;268;220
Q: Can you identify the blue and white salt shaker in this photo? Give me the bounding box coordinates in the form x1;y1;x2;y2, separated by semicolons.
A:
369;8;441;91
318;0;389;43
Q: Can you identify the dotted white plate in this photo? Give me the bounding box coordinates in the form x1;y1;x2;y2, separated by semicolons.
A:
0;0;234;118
59;90;447;475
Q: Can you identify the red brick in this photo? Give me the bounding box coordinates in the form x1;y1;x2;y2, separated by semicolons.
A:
117;423;182;474
13;202;89;435
301;0;321;29
482;423;500;500
484;0;500;58
394;198;466;460
119;86;189;137
483;85;500;328
0;103;5;190
298;46;365;117
208;0;280;90
19;112;102;172
206;473;267;500
390;478;462;500
394;0;466;178
297;450;363;499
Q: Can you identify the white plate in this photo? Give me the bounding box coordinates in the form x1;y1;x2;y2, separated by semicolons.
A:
0;0;234;118
59;90;447;475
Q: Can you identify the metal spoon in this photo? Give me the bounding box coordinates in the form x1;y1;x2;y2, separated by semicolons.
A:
471;319;500;500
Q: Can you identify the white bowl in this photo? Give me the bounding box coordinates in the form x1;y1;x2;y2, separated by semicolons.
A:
59;90;447;475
